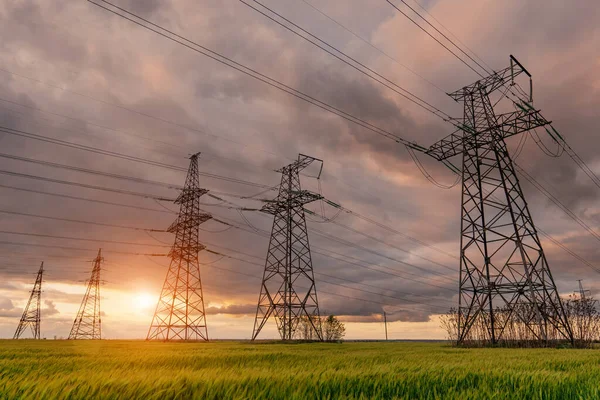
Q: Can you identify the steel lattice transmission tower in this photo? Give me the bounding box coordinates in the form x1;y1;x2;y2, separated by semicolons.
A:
252;154;324;341
423;56;572;344
69;249;103;340
14;262;44;339
147;152;212;341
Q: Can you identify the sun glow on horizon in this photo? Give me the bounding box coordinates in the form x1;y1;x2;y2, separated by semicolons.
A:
133;293;156;310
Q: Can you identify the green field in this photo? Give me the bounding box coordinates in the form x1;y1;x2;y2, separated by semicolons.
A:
1;341;600;399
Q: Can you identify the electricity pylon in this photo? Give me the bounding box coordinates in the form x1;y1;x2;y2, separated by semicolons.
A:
14;262;44;339
418;56;572;344
252;154;323;341
576;279;590;300
147;152;212;341
69;249;103;340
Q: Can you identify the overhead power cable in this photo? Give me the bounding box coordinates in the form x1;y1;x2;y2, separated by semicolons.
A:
0;125;275;190
0;240;167;256
297;0;447;94
192;209;455;292
404;0;493;72
0;183;175;214
202;248;449;312
0;152;181;190
537;227;600;275
0;168;175;202
0;66;286;162
0;209;167;233
385;0;485;78
387;0;490;76
514;163;600;243
87;0;426;149
0;230;169;248
239;0;453;121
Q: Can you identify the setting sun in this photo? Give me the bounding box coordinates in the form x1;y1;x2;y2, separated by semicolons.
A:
133;293;156;310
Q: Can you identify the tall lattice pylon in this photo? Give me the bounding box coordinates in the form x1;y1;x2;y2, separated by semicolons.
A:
423;56;572;344
69;249;103;339
14;262;44;339
147;152;212;341
252;154;323;341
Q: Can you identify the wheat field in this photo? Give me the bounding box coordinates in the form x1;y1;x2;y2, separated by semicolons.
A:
1;340;599;399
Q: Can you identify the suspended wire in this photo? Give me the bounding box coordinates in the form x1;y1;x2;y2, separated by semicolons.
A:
0;153;459;281
0;152;182;190
530;129;563;157
323;219;456;273
0;183;174;214
389;0;491;75
305;207;344;224
0;97;188;157
0;124;276;190
0;230;169;248
0;168;175;202
406;145;461;189
239;0;454;121
144;231;171;245
511;131;528;160
405;0;494;72
385;1;485;78
237;209;262;233
298;0;447;94
142;246;447;313
205;190;458;283
87;0;426;148
317;178;326;219
0;125;186;172
210;193;457;281
199;225;234;234
310;228;455;281
203;248;449;312
0;66;287;163
0;209;167;233
203;210;455;292
0;240;167;256
514;164;600;243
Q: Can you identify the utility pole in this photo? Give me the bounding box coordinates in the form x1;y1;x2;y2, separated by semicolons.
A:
383;311;388;341
418;56;572;345
147;152;212;341
252;154;324;341
69;249;103;340
14;262;44;339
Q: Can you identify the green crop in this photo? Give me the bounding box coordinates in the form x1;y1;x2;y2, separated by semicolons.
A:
0;341;599;399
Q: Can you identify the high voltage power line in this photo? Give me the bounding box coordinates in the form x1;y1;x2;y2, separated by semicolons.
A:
86;0;427;148
238;0;453;121
386;0;490;77
297;0;447;94
2;147;598;289
3;0;600;338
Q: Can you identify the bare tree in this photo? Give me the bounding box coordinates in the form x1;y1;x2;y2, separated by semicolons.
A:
439;293;600;348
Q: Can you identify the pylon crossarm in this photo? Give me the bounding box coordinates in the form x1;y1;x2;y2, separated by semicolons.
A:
425;109;551;161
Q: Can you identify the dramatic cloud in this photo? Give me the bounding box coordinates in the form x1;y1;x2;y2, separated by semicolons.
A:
0;0;598;339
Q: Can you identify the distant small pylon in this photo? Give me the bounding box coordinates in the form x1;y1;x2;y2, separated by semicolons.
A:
14;262;44;339
69;249;103;340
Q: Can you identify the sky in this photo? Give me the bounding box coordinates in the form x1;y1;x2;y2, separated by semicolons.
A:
0;0;599;340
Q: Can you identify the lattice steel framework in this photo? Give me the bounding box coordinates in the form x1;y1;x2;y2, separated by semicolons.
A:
147;152;212;341
252;154;323;340
14;262;44;339
69;249;103;340
424;56;572;344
